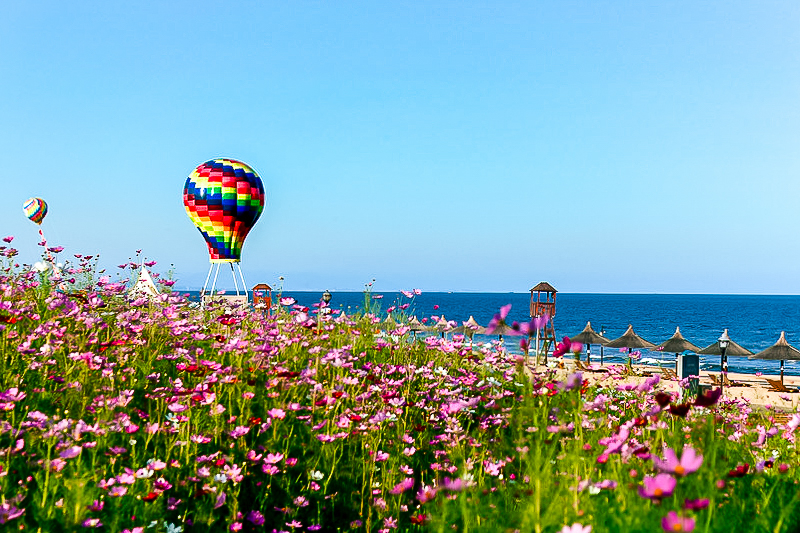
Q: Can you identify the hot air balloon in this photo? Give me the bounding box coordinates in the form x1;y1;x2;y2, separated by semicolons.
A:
183;158;265;299
23;198;48;225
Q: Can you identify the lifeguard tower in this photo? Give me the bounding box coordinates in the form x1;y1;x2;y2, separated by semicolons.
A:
530;282;557;356
252;283;273;314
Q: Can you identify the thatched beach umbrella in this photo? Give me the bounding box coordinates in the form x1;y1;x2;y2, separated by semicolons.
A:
569;321;609;364
381;316;398;331
748;331;800;385
655;326;701;371
450;316;485;336
433;315;453;337
407;316;429;336
605;325;655;366
698;329;752;377
489;323;519;340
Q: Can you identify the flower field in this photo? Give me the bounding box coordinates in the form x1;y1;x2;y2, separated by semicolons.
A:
0;244;799;532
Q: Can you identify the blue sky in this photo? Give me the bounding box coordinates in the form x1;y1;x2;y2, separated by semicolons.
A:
1;1;798;293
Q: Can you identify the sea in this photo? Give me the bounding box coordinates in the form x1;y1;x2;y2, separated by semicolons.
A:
183;291;800;377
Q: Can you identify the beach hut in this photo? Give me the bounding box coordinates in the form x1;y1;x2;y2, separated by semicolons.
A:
698;329;752;380
569;321;609;364
605;325;656;367
655;327;701;371
748;331;800;385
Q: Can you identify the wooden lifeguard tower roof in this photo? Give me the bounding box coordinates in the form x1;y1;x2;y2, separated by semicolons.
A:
252;283;272;291
530;282;557;293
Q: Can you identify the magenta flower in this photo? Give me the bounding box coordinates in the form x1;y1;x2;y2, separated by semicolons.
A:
661;511;695;532
638;473;676;500
108;485;128;498
246;511;265;525
485;304;512;334
653;446;703;476
560;525;591;533
683;498;709;510
416;484;438;504
2;236;13;243
59;446;82;459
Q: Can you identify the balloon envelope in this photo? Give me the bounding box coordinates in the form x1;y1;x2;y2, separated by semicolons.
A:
23;198;48;225
183;159;265;263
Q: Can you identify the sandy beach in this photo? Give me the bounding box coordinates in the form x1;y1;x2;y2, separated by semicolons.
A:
553;361;800;411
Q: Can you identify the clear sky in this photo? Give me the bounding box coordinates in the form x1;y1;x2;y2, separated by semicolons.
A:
1;1;798;294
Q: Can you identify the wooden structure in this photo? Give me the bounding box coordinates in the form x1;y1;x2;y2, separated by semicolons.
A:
530;282;557;350
251;283;273;312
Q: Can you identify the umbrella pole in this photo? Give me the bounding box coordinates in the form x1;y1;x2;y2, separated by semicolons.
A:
586;344;591;365
675;353;679;372
600;345;604;366
781;360;785;385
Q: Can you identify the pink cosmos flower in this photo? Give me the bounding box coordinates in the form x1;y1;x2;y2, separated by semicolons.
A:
638;473;676;500
0;502;24;524
661;511;695;532
247;511;265;525
108;485;128;497
268;408;286;419
229;426;250;439
560;524;591;533
653;446;703;476
264;453;284;464
485;304;512;335
389;478;415;495
416;484;438;504
59;446;82;459
2;236;13;243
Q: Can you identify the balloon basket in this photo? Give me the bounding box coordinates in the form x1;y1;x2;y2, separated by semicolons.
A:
200;262;249;309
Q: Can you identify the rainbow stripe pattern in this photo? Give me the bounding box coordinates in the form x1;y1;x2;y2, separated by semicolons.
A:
23;197;48;225
183;158;265;263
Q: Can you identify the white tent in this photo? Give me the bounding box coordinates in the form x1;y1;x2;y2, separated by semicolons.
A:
130;266;160;298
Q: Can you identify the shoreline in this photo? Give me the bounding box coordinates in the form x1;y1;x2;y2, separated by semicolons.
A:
545;361;800;411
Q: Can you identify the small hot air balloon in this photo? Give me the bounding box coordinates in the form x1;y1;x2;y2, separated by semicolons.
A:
23;198;48;225
183;158;265;263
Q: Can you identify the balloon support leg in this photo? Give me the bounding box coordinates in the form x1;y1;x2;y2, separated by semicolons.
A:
200;263;250;308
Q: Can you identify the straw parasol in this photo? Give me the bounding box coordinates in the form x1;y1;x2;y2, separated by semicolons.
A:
407;316;429;334
605;325;655;366
380;316;398;330
433;315;452;337
655;326;701;371
569;321;609;363
450;316;485;336
748;331;800;385
698;329;752;376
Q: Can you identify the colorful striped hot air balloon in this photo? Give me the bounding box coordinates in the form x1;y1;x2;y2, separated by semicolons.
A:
23;197;48;225
183;159;265;263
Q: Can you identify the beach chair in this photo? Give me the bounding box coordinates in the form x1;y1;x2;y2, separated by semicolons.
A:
575;360;607;374
661;368;678;381
722;374;749;387
765;378;797;393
